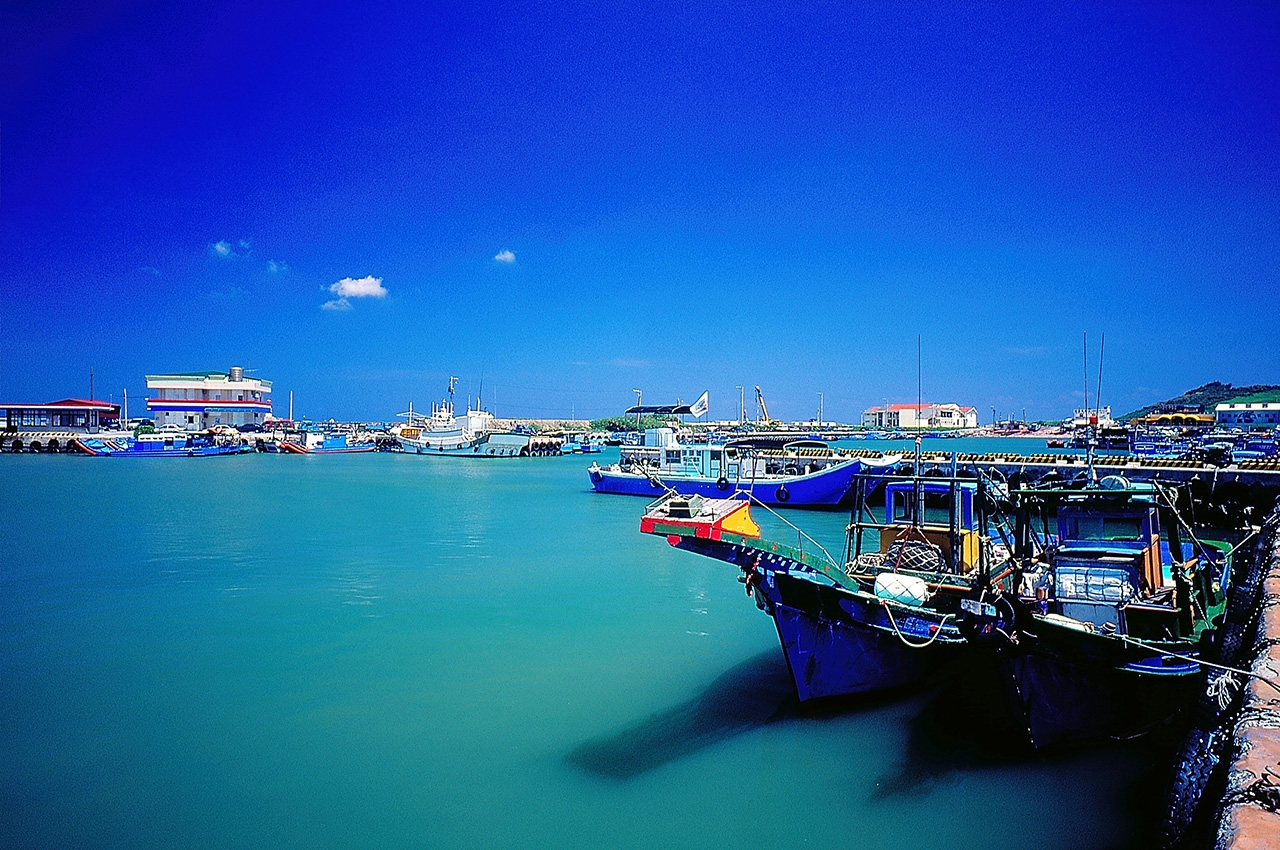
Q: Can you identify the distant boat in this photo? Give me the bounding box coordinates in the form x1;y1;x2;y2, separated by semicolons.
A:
1046;438;1067;449
589;427;895;509
73;432;250;457
392;382;530;457
279;432;377;454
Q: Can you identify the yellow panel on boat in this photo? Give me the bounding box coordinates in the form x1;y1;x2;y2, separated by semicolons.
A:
719;503;761;539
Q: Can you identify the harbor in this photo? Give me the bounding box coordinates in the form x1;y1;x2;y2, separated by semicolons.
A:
6;4;1279;848
4;398;1280;848
0;444;1231;850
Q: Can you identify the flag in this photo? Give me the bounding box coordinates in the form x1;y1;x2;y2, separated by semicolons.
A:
690;391;709;418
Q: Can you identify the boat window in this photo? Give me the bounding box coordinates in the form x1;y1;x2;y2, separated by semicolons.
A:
666;450;681;464
711;451;722;462
1071;515;1142;541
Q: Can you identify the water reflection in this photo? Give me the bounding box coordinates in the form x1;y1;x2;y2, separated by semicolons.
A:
566;651;796;779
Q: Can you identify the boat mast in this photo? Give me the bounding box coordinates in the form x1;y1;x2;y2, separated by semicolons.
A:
1084;332;1096;485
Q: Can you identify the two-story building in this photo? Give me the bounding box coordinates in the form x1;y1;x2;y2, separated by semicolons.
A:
1215;402;1280;427
861;403;978;430
145;366;272;431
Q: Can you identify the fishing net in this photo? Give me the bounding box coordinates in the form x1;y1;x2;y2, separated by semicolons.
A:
883;538;944;572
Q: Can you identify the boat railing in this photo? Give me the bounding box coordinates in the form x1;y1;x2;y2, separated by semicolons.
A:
740;491;839;569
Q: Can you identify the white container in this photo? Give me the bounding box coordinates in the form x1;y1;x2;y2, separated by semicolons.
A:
874;573;930;606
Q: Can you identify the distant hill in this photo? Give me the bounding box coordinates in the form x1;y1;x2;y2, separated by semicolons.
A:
1121;382;1280;420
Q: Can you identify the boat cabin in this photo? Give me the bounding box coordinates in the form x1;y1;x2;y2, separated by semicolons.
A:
876;479;981;573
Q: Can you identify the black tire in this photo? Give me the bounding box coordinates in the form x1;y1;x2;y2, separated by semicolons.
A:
775;485;790;503
716;477;729;491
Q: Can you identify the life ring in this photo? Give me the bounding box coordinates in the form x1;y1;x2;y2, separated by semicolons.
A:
716;476;729;491
775;485;790;503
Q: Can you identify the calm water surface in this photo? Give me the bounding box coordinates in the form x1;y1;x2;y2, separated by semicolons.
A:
3;443;1164;849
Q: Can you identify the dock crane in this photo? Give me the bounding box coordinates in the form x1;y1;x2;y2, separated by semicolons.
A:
754;386;779;427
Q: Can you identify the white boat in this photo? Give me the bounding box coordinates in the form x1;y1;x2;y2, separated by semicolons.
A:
392;379;529;457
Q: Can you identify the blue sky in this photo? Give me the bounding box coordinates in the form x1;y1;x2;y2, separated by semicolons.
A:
2;1;1277;423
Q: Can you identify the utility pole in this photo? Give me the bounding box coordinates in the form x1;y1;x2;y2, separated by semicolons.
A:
736;386;744;425
817;392;823;426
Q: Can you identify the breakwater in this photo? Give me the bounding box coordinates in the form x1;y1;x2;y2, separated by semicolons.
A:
1212;506;1280;848
1157;500;1280;849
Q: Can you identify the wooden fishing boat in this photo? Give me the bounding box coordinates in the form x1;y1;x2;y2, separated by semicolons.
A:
639;459;1017;702
957;476;1233;749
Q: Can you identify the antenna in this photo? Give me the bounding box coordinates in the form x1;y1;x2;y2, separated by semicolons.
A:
1096;332;1105;418
917;334;922;433
1083;331;1089;424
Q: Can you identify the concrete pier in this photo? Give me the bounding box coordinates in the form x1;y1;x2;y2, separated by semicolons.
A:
1216;521;1280;849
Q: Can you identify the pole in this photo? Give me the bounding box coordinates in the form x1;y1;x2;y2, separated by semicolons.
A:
817;392;823;427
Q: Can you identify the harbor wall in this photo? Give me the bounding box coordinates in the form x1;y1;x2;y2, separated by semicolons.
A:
1216;512;1280;849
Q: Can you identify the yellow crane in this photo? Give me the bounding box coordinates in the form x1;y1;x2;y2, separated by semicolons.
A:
754;386;779;426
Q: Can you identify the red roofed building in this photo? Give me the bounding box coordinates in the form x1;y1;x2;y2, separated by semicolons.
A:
2;398;120;432
861;403;978;430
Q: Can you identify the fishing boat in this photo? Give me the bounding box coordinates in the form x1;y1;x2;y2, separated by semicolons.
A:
956;475;1234;749
590;428;886;509
639;455;1018;702
392;378;530;457
279;432;377;454
72;432;250;457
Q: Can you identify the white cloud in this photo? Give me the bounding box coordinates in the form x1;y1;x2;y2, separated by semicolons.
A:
211;240;235;258
329;275;388;298
320;275;386;310
494;249;515;263
267;260;289;274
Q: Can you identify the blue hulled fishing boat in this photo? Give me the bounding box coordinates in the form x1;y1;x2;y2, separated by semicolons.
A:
73;432;250;457
591;428;893;509
639;457;1017;701
957;476;1234;749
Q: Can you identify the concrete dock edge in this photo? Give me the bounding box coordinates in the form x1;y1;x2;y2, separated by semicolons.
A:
1216;521;1280;850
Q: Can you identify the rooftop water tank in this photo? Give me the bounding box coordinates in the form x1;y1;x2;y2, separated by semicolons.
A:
230;366;244;381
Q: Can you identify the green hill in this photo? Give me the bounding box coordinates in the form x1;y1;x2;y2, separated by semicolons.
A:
1122;382;1280;420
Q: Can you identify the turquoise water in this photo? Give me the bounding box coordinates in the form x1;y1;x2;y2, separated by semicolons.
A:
3;445;1162;849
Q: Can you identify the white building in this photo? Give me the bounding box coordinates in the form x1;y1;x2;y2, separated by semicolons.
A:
1071;406;1113;428
145;366;272;431
861;403;978;430
1215;402;1280;427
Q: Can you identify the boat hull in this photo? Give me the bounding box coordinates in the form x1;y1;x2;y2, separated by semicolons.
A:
762;572;966;701
73;439;249;458
666;535;966;701
400;432;530;457
992;618;1202;749
588;460;862;508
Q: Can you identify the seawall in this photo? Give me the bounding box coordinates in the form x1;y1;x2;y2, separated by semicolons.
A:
1215;512;1280;849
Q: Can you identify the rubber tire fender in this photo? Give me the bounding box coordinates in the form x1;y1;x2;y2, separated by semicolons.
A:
775;485;790;503
716;477;729;491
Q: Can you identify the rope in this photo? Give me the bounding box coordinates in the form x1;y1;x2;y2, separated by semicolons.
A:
1207;671;1238;712
741;491;839;568
1119;634;1280;696
882;603;955;649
